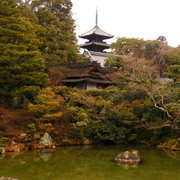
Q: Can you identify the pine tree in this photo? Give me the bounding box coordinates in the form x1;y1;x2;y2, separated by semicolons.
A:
0;0;49;102
31;0;81;68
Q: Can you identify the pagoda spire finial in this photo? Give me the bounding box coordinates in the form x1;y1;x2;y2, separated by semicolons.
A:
96;7;98;27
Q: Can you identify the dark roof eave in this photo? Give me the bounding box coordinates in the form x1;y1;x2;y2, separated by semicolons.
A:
79;34;114;40
63;78;113;84
80;42;110;48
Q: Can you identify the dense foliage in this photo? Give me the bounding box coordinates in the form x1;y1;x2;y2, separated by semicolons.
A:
0;0;49;102
0;1;179;146
28;84;179;145
109;37;180;79
31;0;83;67
0;0;84;103
28;87;63;132
27;37;180;145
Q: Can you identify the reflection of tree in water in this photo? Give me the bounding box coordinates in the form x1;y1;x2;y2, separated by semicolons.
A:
0;153;5;160
164;150;180;160
0;146;180;180
56;145;140;179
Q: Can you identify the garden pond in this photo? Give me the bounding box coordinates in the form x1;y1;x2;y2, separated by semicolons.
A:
0;145;180;180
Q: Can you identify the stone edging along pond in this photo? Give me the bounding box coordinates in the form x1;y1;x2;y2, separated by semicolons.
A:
0;127;180;155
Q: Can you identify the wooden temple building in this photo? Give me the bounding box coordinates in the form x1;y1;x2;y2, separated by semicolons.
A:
62;61;114;90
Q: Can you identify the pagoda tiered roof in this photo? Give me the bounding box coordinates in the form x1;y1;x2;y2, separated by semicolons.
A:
80;41;110;52
79;10;114;53
79;25;114;40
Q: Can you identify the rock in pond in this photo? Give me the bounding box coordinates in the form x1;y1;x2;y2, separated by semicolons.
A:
39;132;53;147
115;150;140;164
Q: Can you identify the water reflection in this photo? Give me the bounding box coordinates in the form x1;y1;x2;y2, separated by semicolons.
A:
163;149;180;160
116;162;138;169
0;145;179;180
0;154;5;160
40;153;52;162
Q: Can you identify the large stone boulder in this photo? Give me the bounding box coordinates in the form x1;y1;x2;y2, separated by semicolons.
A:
0;147;5;154
83;139;92;145
115;150;140;164
12;95;30;109
39;132;53;147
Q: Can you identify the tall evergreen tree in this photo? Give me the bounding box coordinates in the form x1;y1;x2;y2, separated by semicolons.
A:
0;0;49;102
31;0;81;68
17;0;47;52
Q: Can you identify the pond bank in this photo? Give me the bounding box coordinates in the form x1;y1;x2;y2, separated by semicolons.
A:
1;126;180;156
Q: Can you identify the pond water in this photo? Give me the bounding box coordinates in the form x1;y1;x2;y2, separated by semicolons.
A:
0;145;180;180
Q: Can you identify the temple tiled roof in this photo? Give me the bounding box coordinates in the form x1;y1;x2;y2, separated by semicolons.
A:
62;61;115;83
65;61;99;68
79;26;114;39
65;62;102;78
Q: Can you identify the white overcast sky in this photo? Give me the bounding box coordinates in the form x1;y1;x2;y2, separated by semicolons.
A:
72;0;180;47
